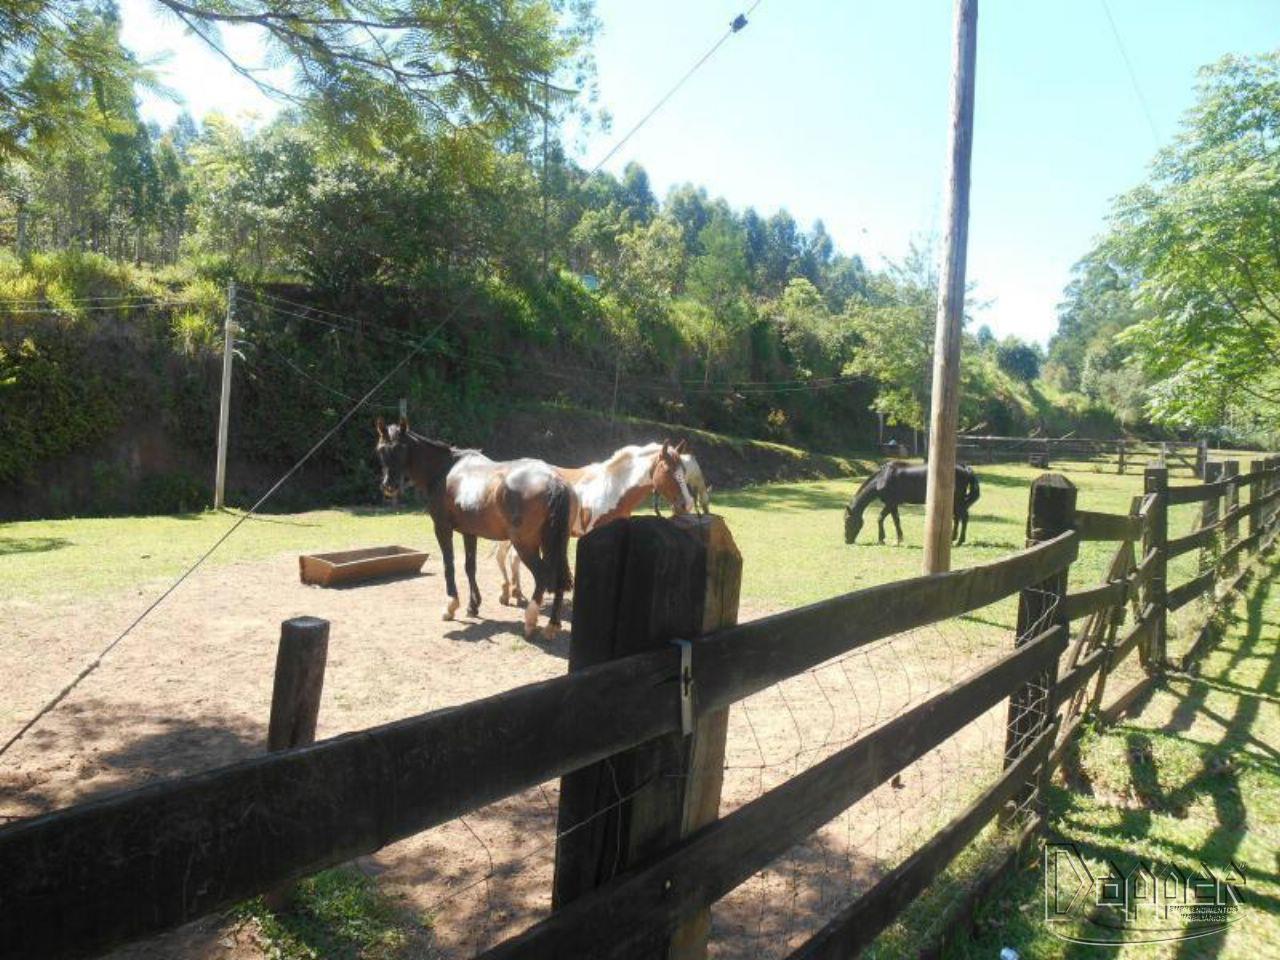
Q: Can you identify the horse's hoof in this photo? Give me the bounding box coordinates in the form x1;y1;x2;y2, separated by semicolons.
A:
443;598;459;621
467;604;480;618
541;622;560;642
523;601;539;638
499;587;511;606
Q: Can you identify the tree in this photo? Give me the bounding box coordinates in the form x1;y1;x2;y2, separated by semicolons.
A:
842;245;938;430
2;0;599;159
771;277;841;378
682;214;750;382
1104;52;1280;429
995;338;1040;382
1048;251;1144;388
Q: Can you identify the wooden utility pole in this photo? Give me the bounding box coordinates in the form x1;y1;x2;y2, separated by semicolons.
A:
922;0;978;574
214;279;236;509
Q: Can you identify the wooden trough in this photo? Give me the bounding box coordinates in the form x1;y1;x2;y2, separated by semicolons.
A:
299;545;429;587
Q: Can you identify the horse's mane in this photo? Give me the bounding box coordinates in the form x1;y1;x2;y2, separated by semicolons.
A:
404;428;479;458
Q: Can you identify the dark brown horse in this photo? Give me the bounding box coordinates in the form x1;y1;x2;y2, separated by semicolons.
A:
844;461;981;545
375;417;574;639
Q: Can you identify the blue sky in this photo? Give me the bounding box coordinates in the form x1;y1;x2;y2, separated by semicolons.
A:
120;0;1280;344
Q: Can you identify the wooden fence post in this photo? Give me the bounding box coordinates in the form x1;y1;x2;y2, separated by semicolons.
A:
1201;461;1223;586
1247;459;1262;544
1196;439;1209;479
1117;439;1126;475
1222;460;1240;576
264;616;329;908
552;515;741;960
1002;473;1075;825
1141;466;1169;670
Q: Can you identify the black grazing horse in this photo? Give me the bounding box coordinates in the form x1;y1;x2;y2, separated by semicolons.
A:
843;461;982;545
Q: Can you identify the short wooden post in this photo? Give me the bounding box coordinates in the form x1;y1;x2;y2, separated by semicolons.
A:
1222;460;1240;575
264;616;330;908
552;515;741;960
1002;473;1074;825
1142;467;1169;669
1117;439;1126;475
1196;439;1209;479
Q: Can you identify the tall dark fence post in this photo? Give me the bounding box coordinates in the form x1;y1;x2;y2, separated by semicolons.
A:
1002;473;1074;825
1201;461;1223;584
265;616;329;908
1117;439;1126;475
1223;460;1240;576
1141;466;1169;670
553;514;741;960
1247;459;1262;544
1196;439;1209;479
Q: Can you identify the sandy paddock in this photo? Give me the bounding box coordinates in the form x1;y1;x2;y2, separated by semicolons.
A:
1;544;1021;959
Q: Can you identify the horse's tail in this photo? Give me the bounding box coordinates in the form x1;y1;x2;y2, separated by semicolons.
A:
962;466;981;508
542;478;574;594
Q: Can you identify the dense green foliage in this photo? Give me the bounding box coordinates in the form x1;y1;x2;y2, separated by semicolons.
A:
0;0;1146;517
1047;51;1280;445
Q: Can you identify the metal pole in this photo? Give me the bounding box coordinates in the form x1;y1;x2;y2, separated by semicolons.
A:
922;0;978;574
214;279;236;509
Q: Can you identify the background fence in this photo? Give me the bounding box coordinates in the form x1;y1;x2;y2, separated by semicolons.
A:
2;455;1278;960
957;434;1210;477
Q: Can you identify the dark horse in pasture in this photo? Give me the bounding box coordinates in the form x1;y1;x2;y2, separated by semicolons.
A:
844;461;982;546
375;417;573;639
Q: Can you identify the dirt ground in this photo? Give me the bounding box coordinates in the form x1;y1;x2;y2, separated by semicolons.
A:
1;548;1019;960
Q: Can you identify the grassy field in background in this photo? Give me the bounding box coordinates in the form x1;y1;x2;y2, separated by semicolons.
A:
4;459;1152;612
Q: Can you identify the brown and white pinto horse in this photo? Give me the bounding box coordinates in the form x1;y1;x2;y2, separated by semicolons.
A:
495;441;698;606
375;417;574;639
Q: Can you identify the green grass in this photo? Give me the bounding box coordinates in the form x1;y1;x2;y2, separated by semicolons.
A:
3;459;1146;610
3;457;1267;959
947;556;1280;960
238;868;432;959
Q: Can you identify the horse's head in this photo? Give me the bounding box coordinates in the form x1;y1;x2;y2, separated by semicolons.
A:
653;440;695;515
844;504;862;544
375;416;412;499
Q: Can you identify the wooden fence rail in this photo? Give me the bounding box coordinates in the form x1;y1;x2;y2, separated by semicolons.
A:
957;434;1212;476
3;457;1280;960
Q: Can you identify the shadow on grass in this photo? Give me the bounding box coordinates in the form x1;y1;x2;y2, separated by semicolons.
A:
0;535;71;556
957;562;1280;959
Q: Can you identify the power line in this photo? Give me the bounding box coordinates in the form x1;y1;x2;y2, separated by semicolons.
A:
1099;0;1161;144
0;284;477;762
0;298;198;315
586;1;764;176
248;288;861;394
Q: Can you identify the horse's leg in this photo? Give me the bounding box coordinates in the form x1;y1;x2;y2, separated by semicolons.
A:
957;507;968;545
434;521;460;620
891;506;903;544
511;551;528;606
463;533;481;616
512;540;546;639
877;505;890;544
496;542;511;605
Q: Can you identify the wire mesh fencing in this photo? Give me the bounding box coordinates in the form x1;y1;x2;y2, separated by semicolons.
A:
374;587;1052;960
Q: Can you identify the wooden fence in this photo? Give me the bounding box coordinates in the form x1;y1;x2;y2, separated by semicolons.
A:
957;434;1211;477
3;457;1279;960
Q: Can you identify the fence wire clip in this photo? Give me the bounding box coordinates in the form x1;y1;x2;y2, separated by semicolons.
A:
670;638;695;736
